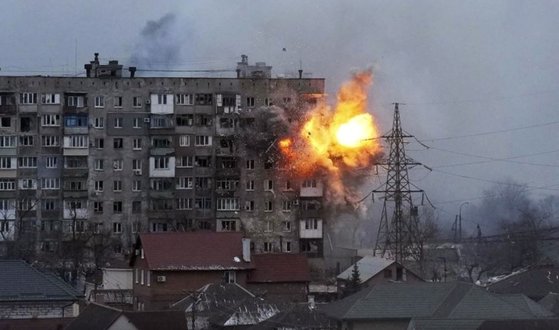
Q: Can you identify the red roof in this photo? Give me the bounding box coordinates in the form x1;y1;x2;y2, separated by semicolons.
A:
248;254;311;283
138;232;253;271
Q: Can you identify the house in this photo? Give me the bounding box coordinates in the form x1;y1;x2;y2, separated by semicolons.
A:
487;265;559;301
65;302;188;330
0;260;82;322
336;255;422;295
246;253;311;302
254;303;338;329
130;232;254;310
90;258;134;308
170;283;279;329
320;281;554;330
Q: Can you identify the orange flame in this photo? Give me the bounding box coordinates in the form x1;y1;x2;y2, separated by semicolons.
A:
279;71;381;204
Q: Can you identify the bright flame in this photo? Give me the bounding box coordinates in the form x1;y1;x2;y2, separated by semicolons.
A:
279;70;382;204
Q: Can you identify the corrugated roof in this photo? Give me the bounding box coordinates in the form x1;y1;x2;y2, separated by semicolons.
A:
65;303;121;330
0;260;82;302
336;255;394;282
248;254;311;283
137;232;253;271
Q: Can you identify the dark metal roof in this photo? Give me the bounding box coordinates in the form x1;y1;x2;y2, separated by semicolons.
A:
487;265;559;300
248;253;311;283
0;260;82;302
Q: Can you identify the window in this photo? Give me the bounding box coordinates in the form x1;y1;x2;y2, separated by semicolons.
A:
94;96;105;108
157;94;168;105
194;135;211;146
246;160;255;170
132;159;142;171
113;159;123;171
154;156;169;169
176;177;193;190
94;202;103;214
132;201;142;213
133;96;142;107
42;93;60;104
113;201;123;213
65;135;88;148
176;198;193;210
20;92;38;104
176;94;194;105
195;177;211;189
224;271;236;284
150;200;173;211
245;200;254;211
113;222;122;233
179;135;191;147
285;241;292;253
64;115;88;127
151;137;171;148
0;118;10;128
114;117;123;128
264;180;274;191
264;200;273;212
150;179;173;191
246;96;255;107
303;179;318;188
43;199;58;211
245;180;255;191
42;136;60;147
216;179;238;191
18;157;37;168
176;156;193;168
264;242;273;252
94;181;104;192
94;138;104;149
113;180;122;192
285;180;292;190
305;219;319;230
45;156;57;168
114;96;123;108
195;93;213;105
282;200;292;212
265;221;273;232
0;157;14;169
67;95;84;107
194;198;212;209
176;115;193;127
0;136;16;148
0;179;15;191
42;178;60;190
130;138;142;150
113;138;123;149
94;159;104;171
221;220;237;231
41;114;60;127
19;136;34;146
282;221;292;232
132;180;142;192
20;117;31;132
133;118;141;128
93;117;104;128
217;198;240;211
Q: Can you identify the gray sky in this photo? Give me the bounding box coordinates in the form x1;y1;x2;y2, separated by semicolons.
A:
2;0;559;229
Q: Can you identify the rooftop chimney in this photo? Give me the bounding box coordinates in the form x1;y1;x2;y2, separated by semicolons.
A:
298;69;303;79
129;67;136;78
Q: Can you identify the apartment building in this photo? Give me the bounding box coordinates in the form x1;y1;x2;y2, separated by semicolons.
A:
0;54;326;259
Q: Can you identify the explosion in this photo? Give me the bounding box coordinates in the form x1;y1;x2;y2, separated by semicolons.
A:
279;70;382;205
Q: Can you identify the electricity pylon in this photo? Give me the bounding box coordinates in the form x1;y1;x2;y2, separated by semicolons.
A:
373;103;424;263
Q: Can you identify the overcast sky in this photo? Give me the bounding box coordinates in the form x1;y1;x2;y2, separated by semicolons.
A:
2;0;558;230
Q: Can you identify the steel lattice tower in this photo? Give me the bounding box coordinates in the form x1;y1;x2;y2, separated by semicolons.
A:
374;103;423;263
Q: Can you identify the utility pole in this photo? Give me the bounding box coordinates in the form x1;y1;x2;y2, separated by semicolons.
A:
373;103;425;264
459;202;469;243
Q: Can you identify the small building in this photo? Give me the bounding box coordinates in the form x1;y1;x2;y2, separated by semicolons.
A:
0;260;82;319
336;255;422;294
65;302;188;330
247;253;311;302
130;232;253;310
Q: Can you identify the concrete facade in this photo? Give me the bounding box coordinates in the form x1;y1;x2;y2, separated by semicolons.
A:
0;55;326;262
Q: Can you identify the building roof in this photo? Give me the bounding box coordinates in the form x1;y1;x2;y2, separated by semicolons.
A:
134;232;253;271
66;303;189;330
478;319;559;330
539;292;559;315
0;260;82;302
247;254;311;283
65;303;122;330
320;281;554;321
254;303;338;329
487;265;559;300
336;255;394;282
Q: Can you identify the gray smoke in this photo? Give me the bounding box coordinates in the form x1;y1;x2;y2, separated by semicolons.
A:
129;13;182;69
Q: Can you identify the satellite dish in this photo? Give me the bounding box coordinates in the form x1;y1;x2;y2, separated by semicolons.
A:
233;256;241;263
